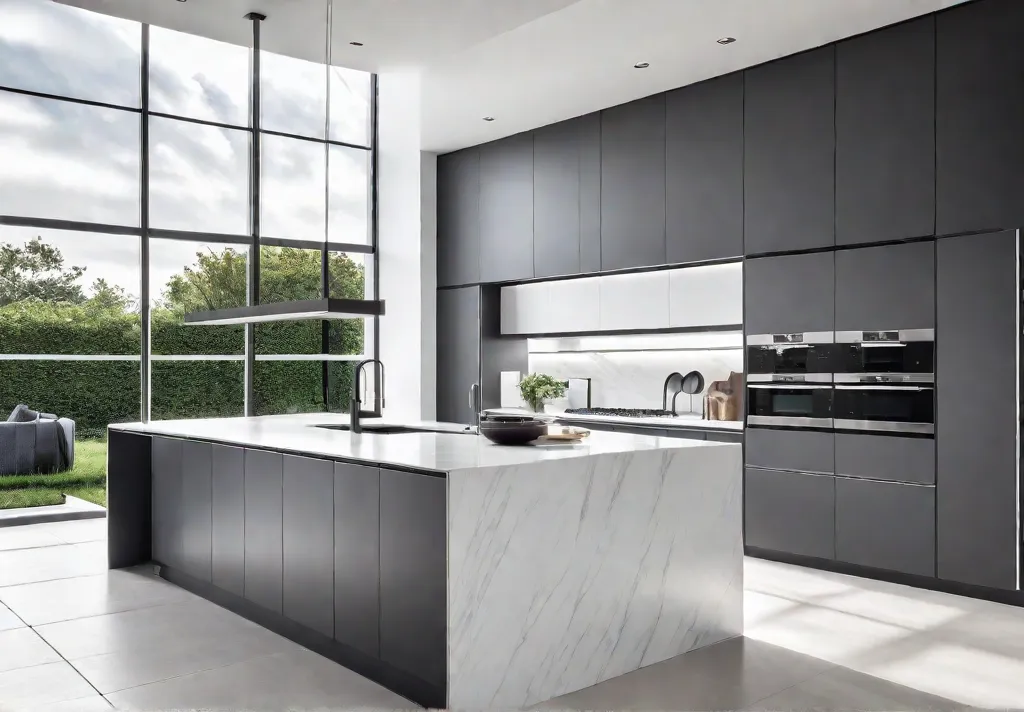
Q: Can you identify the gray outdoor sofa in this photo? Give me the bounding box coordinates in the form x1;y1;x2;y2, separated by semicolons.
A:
0;405;76;476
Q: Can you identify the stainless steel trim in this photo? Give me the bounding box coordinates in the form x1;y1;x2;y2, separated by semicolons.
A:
747;373;833;383
745;464;836;477
748;415;834;428
747;331;834;345
834;384;932;391
833;372;934;384
748;383;831;390
833;419;934;435
835;329;935;343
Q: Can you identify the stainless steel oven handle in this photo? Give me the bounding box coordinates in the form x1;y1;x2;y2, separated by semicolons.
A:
834;384;931;391
748;416;834;428
748;384;830;390
833;419;935;435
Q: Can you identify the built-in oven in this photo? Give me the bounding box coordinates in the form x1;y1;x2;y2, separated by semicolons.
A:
833;329;934;378
833;377;934;435
747;332;835;377
747;376;833;429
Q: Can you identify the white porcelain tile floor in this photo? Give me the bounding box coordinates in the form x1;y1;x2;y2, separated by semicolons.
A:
2;520;1023;710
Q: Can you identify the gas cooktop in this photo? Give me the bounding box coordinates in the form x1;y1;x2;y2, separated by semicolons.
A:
564;407;676;418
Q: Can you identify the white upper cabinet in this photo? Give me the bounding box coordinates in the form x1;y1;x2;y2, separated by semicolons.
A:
501;263;741;335
669;262;743;327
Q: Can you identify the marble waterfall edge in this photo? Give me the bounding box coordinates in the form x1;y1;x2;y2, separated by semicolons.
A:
447;444;744;709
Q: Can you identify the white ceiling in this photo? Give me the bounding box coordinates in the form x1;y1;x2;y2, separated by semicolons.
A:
59;0;970;152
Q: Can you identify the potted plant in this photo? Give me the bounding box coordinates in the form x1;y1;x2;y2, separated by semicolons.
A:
517;373;567;413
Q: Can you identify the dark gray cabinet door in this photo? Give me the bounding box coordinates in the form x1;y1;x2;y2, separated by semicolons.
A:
151;436;182;569
334;463;380;658
437;149;480;287
666;73;744;263
836;479;935;577
744;46;835;254
180;440;212;583
283;455;334;638
744;252;835;335
600;94;667;270
436;286;480;425
533;119;581;278
211;444;245;597
936;0;1024;235
479;133;534;282
834;242;935;331
244;449;283;613
937;230;1018;590
836;16;935;245
745;428;835;475
745;468;835;560
379;469;447;688
834;433;934;485
579;113;602;274
705;431;743;444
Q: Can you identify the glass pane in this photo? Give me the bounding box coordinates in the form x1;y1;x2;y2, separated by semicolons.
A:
151;360;244;420
149;26;249;127
0;92;140;225
0;226;141;355
253;360;325;415
261;134;326;241
261;51;327;139
329;67;370;146
0;0;141;107
0;360;140;438
327;252;368;356
327;361;356;412
256;246;321;355
328;145;369;244
149;116;250;235
150;239;246;355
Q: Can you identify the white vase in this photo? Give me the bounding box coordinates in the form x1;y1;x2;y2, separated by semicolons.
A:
543;397;570;414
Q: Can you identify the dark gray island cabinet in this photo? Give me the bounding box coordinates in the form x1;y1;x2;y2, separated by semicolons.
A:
109;431;447;707
106;415;743;710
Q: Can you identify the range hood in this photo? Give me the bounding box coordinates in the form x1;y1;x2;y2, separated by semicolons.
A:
184;298;385;326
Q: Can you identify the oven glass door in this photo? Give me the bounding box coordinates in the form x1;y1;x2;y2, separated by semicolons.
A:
747;384;833;428
747;344;834;375
833;384;934;435
834;342;934;376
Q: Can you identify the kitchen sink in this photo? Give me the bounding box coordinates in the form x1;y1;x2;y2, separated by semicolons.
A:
313;423;476;435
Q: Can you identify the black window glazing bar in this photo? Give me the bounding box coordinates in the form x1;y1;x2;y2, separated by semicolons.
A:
0;84;143;114
245;12;266;416
140;23;151;422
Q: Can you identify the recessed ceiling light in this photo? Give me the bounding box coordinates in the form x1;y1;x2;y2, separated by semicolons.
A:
634;61;650;69
349;41;363;46
483;116;495;122
717;37;736;45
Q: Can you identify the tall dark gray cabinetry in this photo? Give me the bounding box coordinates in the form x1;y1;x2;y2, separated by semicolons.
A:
744;252;835;335
437;149;480;287
533;115;602;277
334;463;380;658
836;16;935;245
479;133;534;283
436;285;527;425
283;455;335;638
666;73;744;263
936;0;1024;236
937;230;1019;591
744;46;835;255
834;242;935;330
244;449;283;614
211;444;245;597
600;94;667;270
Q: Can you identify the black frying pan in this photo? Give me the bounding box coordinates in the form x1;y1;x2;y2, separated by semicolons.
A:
681;370;705;416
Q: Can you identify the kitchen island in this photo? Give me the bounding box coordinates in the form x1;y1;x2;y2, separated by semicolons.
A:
106;413;742;709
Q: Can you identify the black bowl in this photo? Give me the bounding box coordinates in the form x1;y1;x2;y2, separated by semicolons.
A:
479;419;547;445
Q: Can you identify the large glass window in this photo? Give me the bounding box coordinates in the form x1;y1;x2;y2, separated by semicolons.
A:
0;92;140;225
149;117;250;235
261;51;327;139
149;26;250;127
329;144;370;244
0;0;141;107
261;135;326;241
330;67;371;147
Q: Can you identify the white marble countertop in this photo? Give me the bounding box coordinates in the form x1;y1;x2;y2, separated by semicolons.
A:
109;412;731;473
491;408;744;432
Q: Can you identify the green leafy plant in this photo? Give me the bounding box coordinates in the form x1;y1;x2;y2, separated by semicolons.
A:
518;373;567;412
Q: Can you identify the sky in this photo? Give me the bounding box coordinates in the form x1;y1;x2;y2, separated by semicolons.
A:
0;0;372;301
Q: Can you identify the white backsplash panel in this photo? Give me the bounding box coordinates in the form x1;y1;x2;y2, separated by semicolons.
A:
528;348;743;415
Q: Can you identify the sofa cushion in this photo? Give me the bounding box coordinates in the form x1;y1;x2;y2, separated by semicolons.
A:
7;404;39;422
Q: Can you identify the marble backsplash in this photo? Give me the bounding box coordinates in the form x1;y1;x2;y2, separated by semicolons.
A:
528;348;743;415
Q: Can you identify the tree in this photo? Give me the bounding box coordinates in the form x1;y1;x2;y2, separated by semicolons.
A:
86;278;136;314
0;236;86;307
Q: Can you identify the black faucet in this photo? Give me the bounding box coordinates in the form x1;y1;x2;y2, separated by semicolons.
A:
351;358;385;434
662;372;683;415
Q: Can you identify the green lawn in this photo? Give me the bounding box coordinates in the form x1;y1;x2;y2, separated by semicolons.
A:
0;440;107;509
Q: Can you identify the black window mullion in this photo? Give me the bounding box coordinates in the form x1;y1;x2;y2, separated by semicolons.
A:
245;13;266;416
140;23;151;423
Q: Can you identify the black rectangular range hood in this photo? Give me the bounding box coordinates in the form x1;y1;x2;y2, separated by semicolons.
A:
184;298;385;326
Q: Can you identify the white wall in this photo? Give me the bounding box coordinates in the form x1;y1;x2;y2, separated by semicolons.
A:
377;71;437;421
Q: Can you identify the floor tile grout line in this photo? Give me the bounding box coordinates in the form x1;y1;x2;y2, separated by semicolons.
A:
18;596;195;630
739;664;838;710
